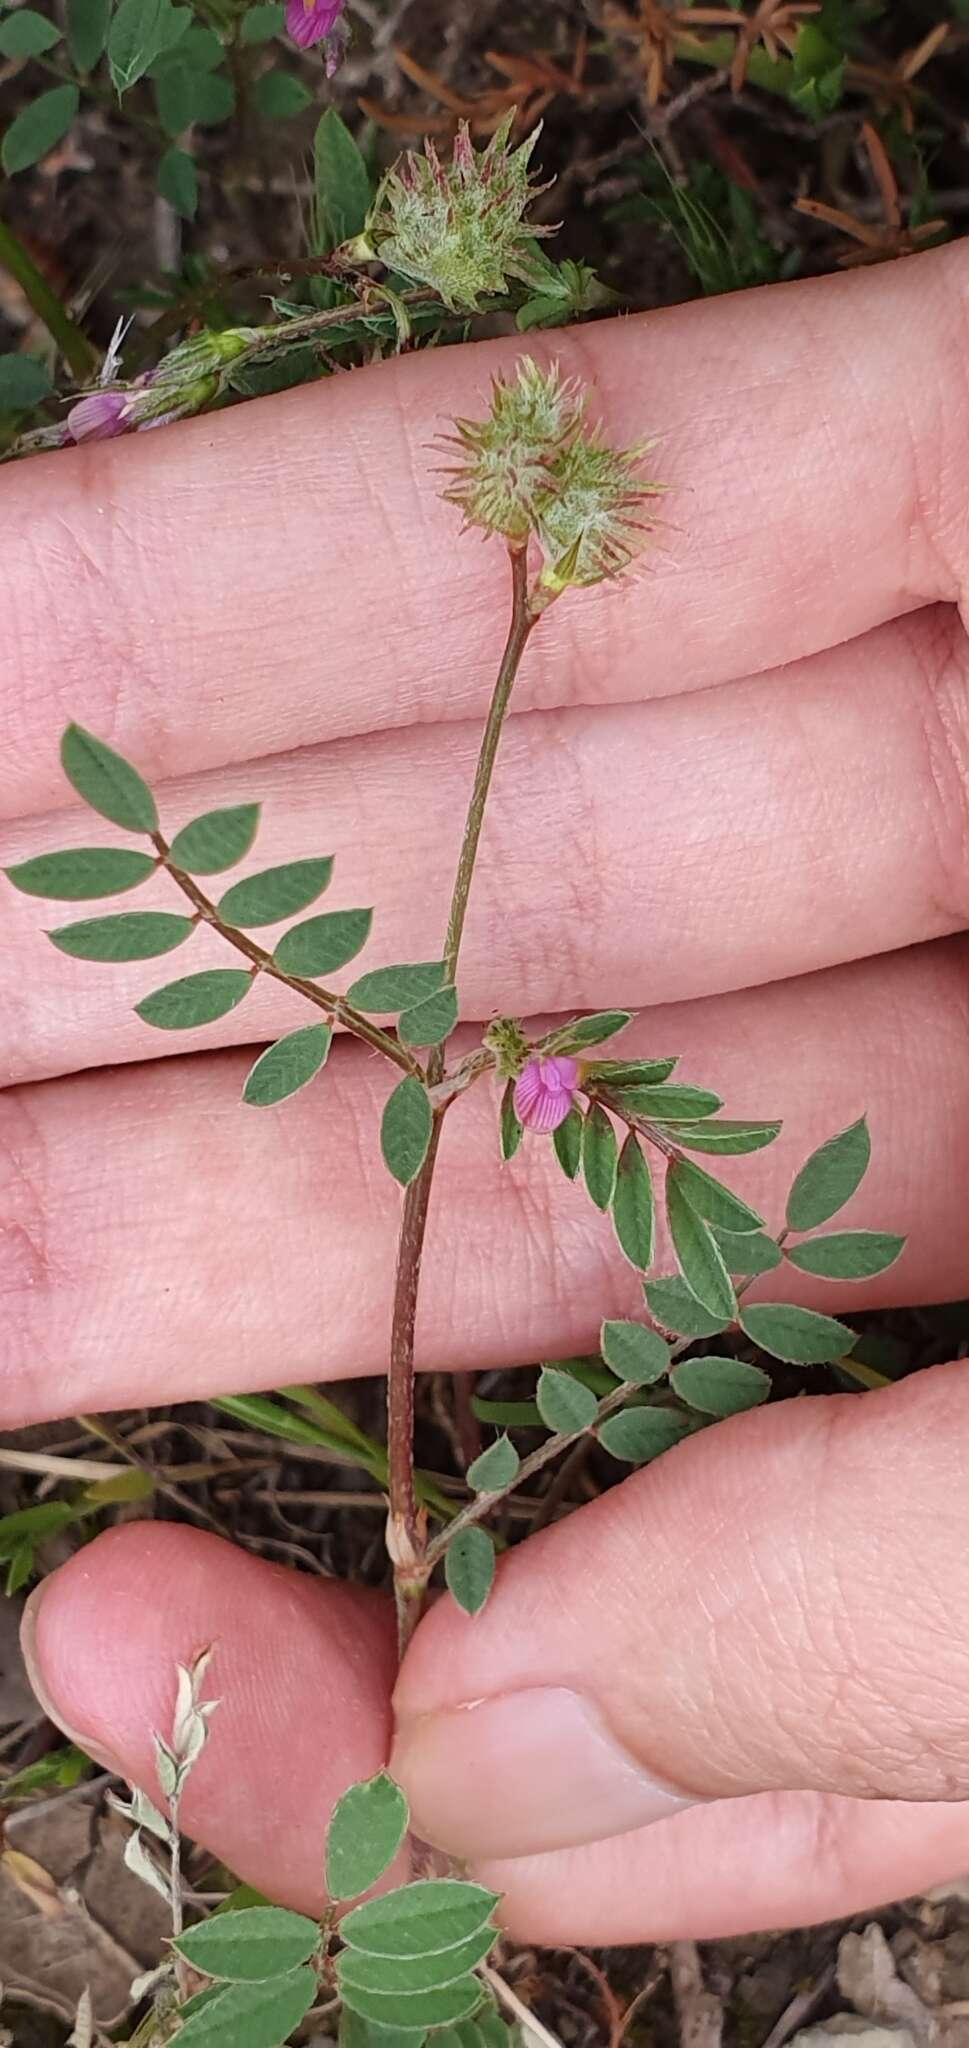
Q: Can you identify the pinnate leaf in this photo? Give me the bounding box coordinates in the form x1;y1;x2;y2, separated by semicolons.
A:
274;907;372;976
445;1525;496;1615
5;847;156;899
786;1117;870;1232
243;1024;332;1106
381;1075;432;1186
48;911;192;961
740;1301;855;1364
713;1227;782;1275
645;1274;729;1338
342;1879;500;1960
172;1966;316;2048
669;1157;764;1233
537;1367;598;1434
136;968;252;1029
600;1319;669;1385
652;1119;781;1156
582;1104;618;1210
174;1905;318;1981
666;1170;737;1323
398;984;457;1048
169;805;260;873
348;962;446;1013
2;84;79;173
611;1133;655;1271
60;725;158;833
670;1355;770;1417
785;1230;904;1280
598;1407;690;1464
466;1436;519;1492
326;1772;408;1901
552;1105;582;1179
499;1082;522;1162
218;858;333;927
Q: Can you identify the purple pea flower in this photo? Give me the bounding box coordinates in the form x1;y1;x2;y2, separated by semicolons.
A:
285;0;345;51
66;389;132;442
513;1055;579;1134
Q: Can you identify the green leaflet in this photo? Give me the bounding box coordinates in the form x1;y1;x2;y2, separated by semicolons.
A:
169;805;260;873
47;911;193;961
60;725;157;833
582;1103;618;1211
398;984;458;1048
254;68;312;117
5;847;157;899
645;1274;730;1338
445;1525;496;1615
586;1057;678;1085
499;1082;523;1162
174;1906;319;1981
665;1171;737;1323
338;1925;496;1993
337;1977;483;2030
611;1133;655;1271
607;1083;721;1119
171;1966;316;2048
0;353;52;409
158;145;198;219
67;0;111;67
326;1773;408;1901
600;1319;669;1385
650;1119;781;1156
543;1009;631;1052
739;1302;855;1365
314;106;372;251
341;1878;500;1959
243;1024;332;1106
2;84;80;174
785;1117;870;1231
552;1105;582;1179
713;1227;782;1276
466;1436;519;1492
0;12;61;54
668;1156;764;1234
108;0;189;93
218;858;333;927
670;1355;770;1417
274;907;373;976
784;1230;904;1280
135;968;252;1029
348;962;446;1012
381;1076;433;1186
537;1367;598;1434
598;1407;690;1464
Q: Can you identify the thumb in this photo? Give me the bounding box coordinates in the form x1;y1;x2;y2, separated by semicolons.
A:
391;1361;969;1861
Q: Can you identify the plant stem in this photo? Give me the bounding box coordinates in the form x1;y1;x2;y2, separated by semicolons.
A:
387;547;540;1652
153;834;419;1075
0;216;97;385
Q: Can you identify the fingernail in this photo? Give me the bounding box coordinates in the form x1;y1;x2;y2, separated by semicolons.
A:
20;1580;122;1775
391;1686;697;1860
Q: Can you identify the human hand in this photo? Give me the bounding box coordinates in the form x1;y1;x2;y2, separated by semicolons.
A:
7;237;969;1943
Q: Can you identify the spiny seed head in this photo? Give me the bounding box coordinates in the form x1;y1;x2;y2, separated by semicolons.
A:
360;113;553;314
442;355;666;585
484;1015;533;1080
442;359;584;541
537;430;666;590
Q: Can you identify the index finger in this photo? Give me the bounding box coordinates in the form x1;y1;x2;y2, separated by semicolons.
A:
3;241;968;823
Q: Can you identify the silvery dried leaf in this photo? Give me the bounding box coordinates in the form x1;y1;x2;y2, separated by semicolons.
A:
124;1827;172;1906
108;1785;172;1841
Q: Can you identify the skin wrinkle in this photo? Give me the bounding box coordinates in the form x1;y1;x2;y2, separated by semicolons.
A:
903;604;969;926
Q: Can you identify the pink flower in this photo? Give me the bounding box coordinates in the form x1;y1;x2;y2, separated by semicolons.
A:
66;389;132;442
285;0;345;49
514;1055;579;1133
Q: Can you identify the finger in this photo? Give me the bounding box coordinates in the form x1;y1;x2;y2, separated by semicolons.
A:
4;242;969;824
392;1362;969;1864
21;1522;396;1912
479;1792;969;1944
25;1526;969;1944
4;603;969;1086
3;933;969;1426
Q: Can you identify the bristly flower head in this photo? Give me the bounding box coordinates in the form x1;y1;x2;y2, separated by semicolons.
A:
514;1054;579;1132
355;114;552;314
443;358;584;542
443;355;665;586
